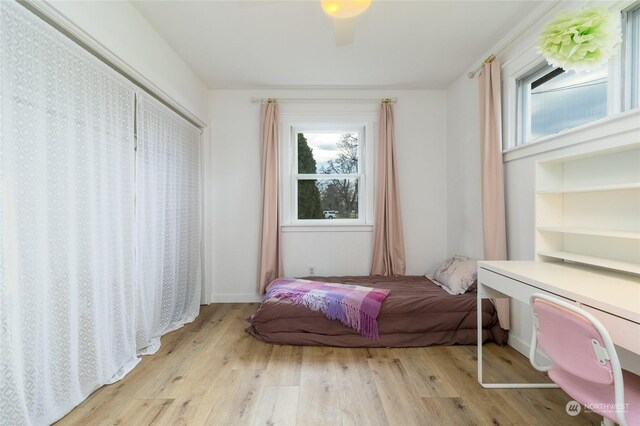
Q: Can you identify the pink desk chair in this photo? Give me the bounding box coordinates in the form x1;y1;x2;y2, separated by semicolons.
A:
529;293;640;426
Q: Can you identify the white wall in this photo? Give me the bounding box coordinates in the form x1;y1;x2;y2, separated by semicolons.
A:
47;0;209;123
207;89;448;302
446;74;484;260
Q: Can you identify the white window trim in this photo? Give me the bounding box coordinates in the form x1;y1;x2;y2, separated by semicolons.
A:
516;62;555;145
505;50;623;151
280;113;377;228
281;224;373;233
503;107;640;162
623;2;640;110
291;124;365;225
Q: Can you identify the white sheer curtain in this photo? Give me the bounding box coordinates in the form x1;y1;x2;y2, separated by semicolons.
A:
135;93;201;354
0;2;138;424
0;2;202;424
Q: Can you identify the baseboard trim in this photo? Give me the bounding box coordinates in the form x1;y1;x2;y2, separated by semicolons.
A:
507;332;530;357
207;294;263;303
508;332;553;366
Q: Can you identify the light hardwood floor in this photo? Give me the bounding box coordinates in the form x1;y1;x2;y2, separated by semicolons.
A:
56;304;600;425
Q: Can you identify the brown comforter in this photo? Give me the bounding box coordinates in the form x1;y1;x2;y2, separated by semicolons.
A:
246;275;508;347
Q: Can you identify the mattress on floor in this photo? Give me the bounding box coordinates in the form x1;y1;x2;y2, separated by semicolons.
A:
245;275;508;347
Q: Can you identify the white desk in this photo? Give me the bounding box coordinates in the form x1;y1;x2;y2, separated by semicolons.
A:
477;260;640;389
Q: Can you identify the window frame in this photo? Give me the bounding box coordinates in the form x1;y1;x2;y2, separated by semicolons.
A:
505;1;640;152
280;114;376;228
516;62;556;145
292;125;365;224
515;62;610;145
623;2;640;110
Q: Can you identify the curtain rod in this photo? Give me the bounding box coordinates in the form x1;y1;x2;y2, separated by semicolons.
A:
250;97;397;104
467;1;559;79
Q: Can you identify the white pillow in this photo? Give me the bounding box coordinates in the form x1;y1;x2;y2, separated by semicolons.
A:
427;255;477;295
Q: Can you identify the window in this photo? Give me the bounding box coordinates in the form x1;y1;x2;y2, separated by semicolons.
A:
512;2;640;148
516;62;609;145
281;116;375;227
294;128;364;222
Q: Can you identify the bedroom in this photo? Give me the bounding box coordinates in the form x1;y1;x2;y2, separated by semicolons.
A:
1;0;639;425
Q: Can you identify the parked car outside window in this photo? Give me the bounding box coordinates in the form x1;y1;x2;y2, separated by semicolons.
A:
323;210;338;219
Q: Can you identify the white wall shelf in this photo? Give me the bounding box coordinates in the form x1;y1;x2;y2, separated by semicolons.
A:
535;144;640;275
537;251;640;275
537;227;640;240
536;183;640;194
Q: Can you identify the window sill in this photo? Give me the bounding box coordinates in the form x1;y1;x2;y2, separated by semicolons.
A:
503;108;640;162
281;224;373;233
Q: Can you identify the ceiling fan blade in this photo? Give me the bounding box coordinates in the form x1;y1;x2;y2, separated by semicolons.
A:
333;17;357;47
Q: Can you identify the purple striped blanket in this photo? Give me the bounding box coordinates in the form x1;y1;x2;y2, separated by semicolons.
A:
265;278;390;340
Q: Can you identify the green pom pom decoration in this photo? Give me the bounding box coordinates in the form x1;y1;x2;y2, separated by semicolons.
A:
537;7;621;73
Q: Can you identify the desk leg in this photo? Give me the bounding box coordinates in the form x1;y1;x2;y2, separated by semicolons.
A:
477;283;559;389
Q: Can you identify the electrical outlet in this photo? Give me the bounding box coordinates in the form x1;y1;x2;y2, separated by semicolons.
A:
308;265;315;276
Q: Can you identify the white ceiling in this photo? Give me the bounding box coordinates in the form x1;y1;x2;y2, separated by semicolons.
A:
132;0;542;90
